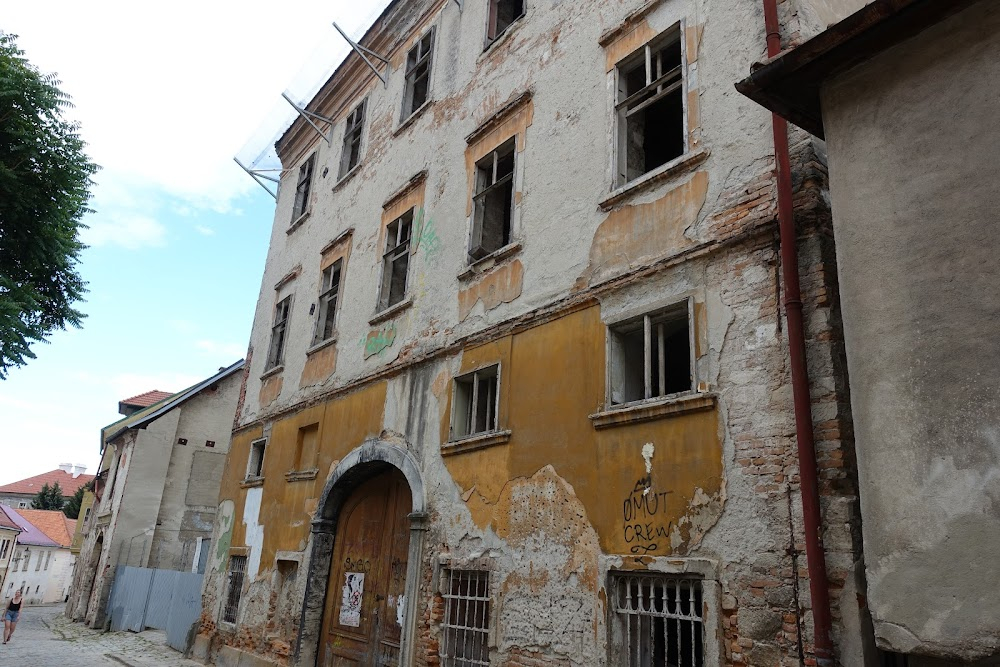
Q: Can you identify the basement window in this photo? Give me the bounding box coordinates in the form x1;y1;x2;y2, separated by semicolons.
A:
615;29;685;186
402;29;435;120
610;573;704;667
440;569;491;667
339;99;366;179
378;209;413;311
223;554;247;624
486;0;525;46
609;302;692;406
291;153;315;223
246;438;267;479
450;365;499;440
313;259;343;345
470;138;515;262
265;296;292;371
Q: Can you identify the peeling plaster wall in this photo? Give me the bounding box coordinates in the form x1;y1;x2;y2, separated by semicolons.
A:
821;2;1000;661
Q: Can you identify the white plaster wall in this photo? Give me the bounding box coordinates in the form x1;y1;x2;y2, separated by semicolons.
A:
42;550;75;603
6;546;63;604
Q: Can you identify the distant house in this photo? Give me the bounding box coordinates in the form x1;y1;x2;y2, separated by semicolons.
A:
67;361;244;628
0;509;21;592
1;506;75;604
118;389;175;417
0;464;94;510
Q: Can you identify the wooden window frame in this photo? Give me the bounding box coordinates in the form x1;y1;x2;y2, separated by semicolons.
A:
485;0;526;47
449;364;501;441
246;437;267;480
291;153;315;223
313;259;343;346
339;99;367;180
265;296;292;372
469;138;516;262
402;28;435;120
378;209;414;312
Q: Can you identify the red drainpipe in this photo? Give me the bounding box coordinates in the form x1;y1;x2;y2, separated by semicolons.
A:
760;0;835;663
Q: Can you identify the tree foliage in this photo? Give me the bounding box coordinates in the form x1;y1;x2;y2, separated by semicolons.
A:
63;483;87;519
30;482;64;511
0;32;97;378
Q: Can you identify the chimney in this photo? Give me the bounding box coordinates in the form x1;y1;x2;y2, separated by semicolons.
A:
58;463;73;473
72;464;87;478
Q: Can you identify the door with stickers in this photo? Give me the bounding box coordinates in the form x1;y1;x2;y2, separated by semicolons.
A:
319;467;412;666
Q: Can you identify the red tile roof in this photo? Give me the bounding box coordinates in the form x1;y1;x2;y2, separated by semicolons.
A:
120;390;174;408
0;469;94;497
16;509;73;547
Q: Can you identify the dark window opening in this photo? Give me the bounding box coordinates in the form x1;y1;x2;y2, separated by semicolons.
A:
611;574;704;667
487;0;525;45
291;154;314;222
339;99;366;178
610;302;692;405
223;555;247;624
379;210;413;311
470;139;515;261
247;438;267;479
403;30;435;118
451;365;499;440
314;259;342;345
265;296;292;371
440;569;490;667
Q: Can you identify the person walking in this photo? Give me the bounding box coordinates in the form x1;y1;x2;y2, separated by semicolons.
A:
3;589;22;644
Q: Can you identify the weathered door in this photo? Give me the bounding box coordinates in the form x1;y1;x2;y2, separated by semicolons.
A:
319;468;412;666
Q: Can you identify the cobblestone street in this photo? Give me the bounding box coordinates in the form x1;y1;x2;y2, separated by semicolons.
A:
0;604;204;667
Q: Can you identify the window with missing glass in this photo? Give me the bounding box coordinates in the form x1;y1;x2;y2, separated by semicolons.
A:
450;365;499;440
291;153;315;222
609;573;704;667
313;259;343;345
608;301;692;405
486;0;525;46
247;438;267;479
615;28;685;186
223;554;247;624
402;29;435;119
470;138;515;261
265;296;292;371
378;209;413;311
339;99;366;179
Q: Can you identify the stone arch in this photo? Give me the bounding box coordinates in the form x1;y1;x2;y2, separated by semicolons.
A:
294;439;428;667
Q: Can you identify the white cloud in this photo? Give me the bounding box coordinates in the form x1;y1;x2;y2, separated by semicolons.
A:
195;225;216;236
81;213;167;250
195;340;246;359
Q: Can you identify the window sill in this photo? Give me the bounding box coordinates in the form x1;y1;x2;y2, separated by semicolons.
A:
285;469;319;483
599;148;709;211
394;100;433;137
333;163;362;192
457;242;522;281
240;476;265;489
287;210;311;235
480;13;526;57
589;392;716;430
260;365;284;381
442;429;512;456
306;336;337;356
369;296;413;326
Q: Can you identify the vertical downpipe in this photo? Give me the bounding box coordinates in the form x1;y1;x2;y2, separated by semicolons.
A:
760;0;835;664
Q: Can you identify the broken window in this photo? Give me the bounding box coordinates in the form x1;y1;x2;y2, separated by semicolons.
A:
610;574;703;667
616;29;685;186
470;139;515;261
402;29;435;119
247;438;267;479
486;0;525;45
609;302;692;405
440;569;491;667
265;296;292;371
339;99;366;179
313;259;343;345
291;153;315;222
223;554;247;624
450;365;499;440
378;209;413;311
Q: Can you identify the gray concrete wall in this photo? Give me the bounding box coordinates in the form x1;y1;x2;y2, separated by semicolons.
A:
821;1;1000;660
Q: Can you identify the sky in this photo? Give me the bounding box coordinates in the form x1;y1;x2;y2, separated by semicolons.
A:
0;1;390;486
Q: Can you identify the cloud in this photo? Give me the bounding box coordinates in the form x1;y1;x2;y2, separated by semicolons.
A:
81;214;167;250
195;225;216;236
195;340;246;359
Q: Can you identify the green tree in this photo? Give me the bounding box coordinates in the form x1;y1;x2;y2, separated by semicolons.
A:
63;483;87;519
30;481;64;511
0;32;97;378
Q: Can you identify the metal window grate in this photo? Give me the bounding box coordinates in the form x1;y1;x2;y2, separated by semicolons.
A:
223;555;247;624
440;569;490;667
611;575;703;667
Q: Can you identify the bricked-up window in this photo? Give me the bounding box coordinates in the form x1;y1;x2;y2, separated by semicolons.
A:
222;554;247;624
615;28;685;186
313;259;343;345
486;0;525;46
402;29;434;119
291;153;315;222
609;301;692;405
610;574;703;667
247;438;267;479
450;365;499;440
265;296;292;371
339;99;366;179
440;569;490;667
378;209;413;311
470;138;515;261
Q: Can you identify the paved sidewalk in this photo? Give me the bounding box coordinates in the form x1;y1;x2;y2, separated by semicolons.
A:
0;604;204;666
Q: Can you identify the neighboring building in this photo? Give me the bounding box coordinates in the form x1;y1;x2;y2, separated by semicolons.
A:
118;389;175;417
69;487;96;556
0;464;94;510
0;508;21;592
1;506;75;604
67;361;244;628
737;1;1000;664
196;1;879;666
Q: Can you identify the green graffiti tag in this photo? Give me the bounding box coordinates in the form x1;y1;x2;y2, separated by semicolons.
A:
412;207;441;261
363;324;397;359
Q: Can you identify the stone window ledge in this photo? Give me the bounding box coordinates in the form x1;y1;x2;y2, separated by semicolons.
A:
333;163;362;192
599;149;709;211
589;392;716;430
285;469;319;483
306;336;337;356
394;100;433;137
287;210;311;235
457;242;522;281
442;429;512;456
369;297;413;326
240;476;264;489
260;365;283;381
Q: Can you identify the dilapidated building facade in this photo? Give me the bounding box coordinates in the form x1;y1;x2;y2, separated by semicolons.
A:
198;0;876;665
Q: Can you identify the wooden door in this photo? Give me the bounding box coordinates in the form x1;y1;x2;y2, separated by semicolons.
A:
319;468;412;666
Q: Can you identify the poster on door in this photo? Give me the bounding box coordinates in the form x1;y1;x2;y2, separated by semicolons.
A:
339;572;365;627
